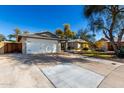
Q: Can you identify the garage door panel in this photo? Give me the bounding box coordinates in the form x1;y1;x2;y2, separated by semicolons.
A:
26;41;40;54
26;38;58;54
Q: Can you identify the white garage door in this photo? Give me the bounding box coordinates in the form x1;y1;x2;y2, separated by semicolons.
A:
26;38;58;54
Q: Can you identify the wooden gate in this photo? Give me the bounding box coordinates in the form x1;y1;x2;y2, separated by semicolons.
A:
4;43;22;53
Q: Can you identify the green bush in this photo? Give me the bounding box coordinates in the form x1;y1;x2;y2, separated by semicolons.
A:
117;46;124;58
83;47;89;50
75;48;80;50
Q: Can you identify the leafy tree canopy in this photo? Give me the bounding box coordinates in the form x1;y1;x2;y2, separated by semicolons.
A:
84;5;124;54
0;34;6;42
55;24;76;40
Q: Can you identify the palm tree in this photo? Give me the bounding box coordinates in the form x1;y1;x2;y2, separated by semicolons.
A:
14;28;21;42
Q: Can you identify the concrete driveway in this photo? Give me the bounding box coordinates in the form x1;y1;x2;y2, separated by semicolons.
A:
0;54;54;88
0;53;124;88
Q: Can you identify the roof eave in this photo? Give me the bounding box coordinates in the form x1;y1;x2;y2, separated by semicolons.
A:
18;35;67;41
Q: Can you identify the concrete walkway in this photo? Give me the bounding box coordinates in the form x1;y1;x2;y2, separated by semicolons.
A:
41;63;124;88
42;64;104;88
71;54;124;87
99;65;124;88
77;55;123;66
37;54;124;88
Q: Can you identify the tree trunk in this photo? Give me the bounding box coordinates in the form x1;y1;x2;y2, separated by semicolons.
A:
103;31;118;54
108;8;119;55
16;35;18;42
117;29;124;49
110;39;118;54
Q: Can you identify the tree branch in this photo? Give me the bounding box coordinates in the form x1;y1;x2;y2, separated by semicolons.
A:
119;11;124;12
105;6;112;12
102;27;110;31
119;7;124;11
103;30;110;40
118;29;124;42
118;7;124;13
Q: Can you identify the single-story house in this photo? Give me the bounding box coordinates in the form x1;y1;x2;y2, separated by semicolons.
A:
96;37;124;51
18;31;67;54
68;39;89;51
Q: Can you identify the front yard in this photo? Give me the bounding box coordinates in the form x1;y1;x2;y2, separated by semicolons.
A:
70;50;124;63
83;52;124;63
83;53;114;59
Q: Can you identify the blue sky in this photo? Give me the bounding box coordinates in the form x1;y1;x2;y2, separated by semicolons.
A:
0;5;102;39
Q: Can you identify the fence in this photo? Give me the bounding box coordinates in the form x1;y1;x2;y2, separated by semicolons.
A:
0;42;22;54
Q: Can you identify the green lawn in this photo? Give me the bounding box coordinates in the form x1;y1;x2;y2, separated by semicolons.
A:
83;53;113;58
82;50;114;59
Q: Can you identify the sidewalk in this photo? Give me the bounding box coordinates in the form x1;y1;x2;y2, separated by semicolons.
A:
72;54;124;87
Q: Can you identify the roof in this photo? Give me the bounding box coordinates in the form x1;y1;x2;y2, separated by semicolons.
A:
68;39;87;43
98;37;124;42
98;38;108;42
113;37;124;42
19;31;58;38
18;31;66;41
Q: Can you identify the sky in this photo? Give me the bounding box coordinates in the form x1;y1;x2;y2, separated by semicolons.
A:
0;5;102;40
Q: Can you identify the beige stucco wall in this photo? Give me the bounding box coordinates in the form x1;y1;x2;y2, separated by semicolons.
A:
68;42;89;50
57;41;61;53
21;37;27;54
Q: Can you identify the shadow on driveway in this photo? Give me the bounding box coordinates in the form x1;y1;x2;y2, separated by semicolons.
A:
5;53;90;66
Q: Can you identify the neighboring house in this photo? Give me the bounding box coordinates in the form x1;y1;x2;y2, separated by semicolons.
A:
96;37;124;51
68;39;89;51
95;38;108;51
18;31;67;54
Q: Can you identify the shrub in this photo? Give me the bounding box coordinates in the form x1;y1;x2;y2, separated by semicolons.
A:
75;48;80;50
83;47;89;50
68;47;71;50
117;46;124;58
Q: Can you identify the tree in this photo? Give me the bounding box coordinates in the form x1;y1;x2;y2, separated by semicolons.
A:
55;24;76;39
84;5;124;54
63;24;75;39
70;32;76;39
14;28;21;42
78;29;96;49
0;34;6;42
7;34;15;40
55;29;64;39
